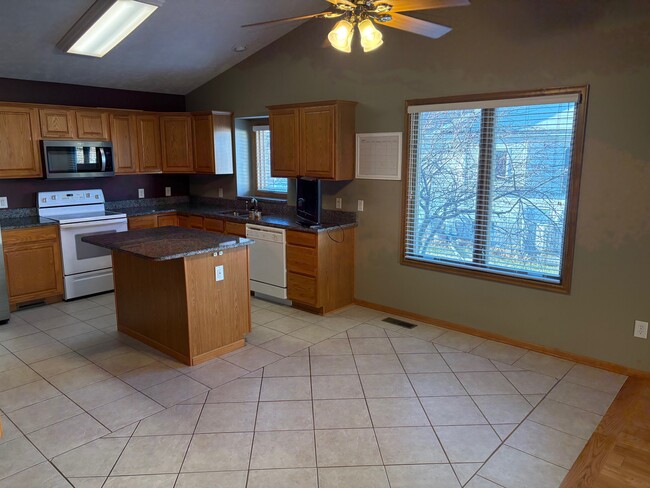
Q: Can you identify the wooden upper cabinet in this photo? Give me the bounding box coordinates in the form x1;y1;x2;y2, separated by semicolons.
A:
0;105;43;178
109;112;139;174
301;105;336;178
268;108;300;177
267;101;356;180
192;112;234;175
135;114;162;173
39;108;75;138
76;110;110;140
160;114;193;173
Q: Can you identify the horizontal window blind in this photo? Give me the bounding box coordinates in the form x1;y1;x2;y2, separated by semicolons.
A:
404;93;580;284
255;128;288;194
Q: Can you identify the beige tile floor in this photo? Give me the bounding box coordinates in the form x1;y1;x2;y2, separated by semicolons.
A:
0;293;628;487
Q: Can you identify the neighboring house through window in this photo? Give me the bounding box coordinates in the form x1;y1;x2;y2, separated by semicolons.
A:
253;125;287;196
401;87;588;292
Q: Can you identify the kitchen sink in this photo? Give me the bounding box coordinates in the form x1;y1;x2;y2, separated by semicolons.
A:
218;210;245;217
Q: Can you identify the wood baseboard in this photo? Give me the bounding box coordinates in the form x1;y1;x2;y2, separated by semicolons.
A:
354;299;650;379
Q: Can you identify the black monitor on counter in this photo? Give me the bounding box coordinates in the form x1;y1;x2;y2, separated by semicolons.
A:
296;177;321;227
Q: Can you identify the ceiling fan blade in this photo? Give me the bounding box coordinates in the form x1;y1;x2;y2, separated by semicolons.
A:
382;0;470;13
326;0;356;7
381;12;452;39
242;12;330;28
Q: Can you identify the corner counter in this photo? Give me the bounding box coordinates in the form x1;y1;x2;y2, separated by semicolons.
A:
83;227;253;366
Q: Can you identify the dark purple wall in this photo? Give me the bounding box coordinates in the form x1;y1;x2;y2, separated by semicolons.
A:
0;77;184;111
0;175;189;209
0;77;189;208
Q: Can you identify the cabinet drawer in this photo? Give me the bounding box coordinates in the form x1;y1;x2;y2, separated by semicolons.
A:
128;215;158;230
2;225;58;246
204;217;224;233
286;244;317;277
188;215;204;229
288;272;318;306
286;230;317;248
157;214;178;227
225;221;246;237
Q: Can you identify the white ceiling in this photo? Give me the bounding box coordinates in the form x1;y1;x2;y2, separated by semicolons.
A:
0;0;325;95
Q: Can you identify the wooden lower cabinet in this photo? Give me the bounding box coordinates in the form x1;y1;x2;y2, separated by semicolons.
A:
188;215;204;230
157;213;179;227
204;217;225;233
286;228;355;314
127;215;158;230
2;225;63;310
225;221;246;237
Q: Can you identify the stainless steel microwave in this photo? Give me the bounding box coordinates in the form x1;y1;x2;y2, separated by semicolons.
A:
42;140;114;179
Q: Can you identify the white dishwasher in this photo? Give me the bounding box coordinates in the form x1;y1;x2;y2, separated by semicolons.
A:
246;224;287;299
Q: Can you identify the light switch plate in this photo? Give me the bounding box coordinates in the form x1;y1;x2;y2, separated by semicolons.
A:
138;189;145;199
336;198;342;209
357;200;364;212
0;197;7;209
165;187;171;197
218;188;224;198
215;265;224;282
634;320;648;339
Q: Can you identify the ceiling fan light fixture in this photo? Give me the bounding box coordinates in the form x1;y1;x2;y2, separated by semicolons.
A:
58;0;162;58
328;19;354;53
358;18;383;52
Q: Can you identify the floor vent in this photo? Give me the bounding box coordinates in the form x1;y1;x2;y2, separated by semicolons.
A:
382;317;417;329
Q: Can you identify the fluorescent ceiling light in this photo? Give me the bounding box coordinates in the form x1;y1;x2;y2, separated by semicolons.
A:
58;0;162;58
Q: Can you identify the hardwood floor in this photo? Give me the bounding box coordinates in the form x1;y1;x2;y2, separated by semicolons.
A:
562;377;650;487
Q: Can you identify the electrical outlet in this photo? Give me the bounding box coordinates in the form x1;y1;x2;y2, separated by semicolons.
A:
336;198;342;209
218;188;224;198
165;187;171;197
357;199;364;212
138;188;145;199
634;320;648;339
215;265;224;282
0;197;7;209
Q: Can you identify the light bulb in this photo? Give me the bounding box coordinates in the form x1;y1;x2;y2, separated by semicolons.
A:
358;18;383;52
328;19;354;53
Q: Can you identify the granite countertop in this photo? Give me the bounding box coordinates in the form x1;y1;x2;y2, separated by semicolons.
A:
82;226;253;261
114;204;358;233
0;216;57;231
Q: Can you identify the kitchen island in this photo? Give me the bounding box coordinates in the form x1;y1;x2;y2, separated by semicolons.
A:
83;226;253;366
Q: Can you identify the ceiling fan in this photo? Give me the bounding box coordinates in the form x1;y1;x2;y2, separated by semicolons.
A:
242;0;471;53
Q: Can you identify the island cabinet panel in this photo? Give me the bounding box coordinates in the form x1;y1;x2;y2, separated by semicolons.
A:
113;253;191;362
185;249;251;360
76;110;110;140
286;227;355;314
39;108;76;138
2;225;63;310
160;114;193;173
135;114;162;173
112;246;250;365
0;106;43;178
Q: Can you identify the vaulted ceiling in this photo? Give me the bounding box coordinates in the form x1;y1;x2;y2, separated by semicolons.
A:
0;0;324;94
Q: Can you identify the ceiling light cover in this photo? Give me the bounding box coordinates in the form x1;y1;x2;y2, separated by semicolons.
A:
328;19;354;53
65;0;159;57
358;19;383;52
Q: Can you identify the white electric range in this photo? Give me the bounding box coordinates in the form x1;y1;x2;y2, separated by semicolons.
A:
38;190;127;300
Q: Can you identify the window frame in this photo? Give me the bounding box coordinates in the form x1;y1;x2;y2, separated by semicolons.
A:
252;122;287;198
400;86;589;294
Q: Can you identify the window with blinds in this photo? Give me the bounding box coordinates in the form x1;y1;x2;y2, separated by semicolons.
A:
254;125;288;194
402;87;588;292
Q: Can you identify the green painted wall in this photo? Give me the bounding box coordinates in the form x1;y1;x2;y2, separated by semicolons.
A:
187;0;650;371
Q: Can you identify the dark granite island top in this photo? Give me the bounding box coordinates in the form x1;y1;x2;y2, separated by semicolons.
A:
82;226;253;261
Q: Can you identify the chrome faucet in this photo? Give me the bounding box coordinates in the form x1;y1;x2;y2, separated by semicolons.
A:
250;197;258;210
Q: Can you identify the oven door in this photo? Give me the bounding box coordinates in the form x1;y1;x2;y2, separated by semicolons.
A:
59;219;128;276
